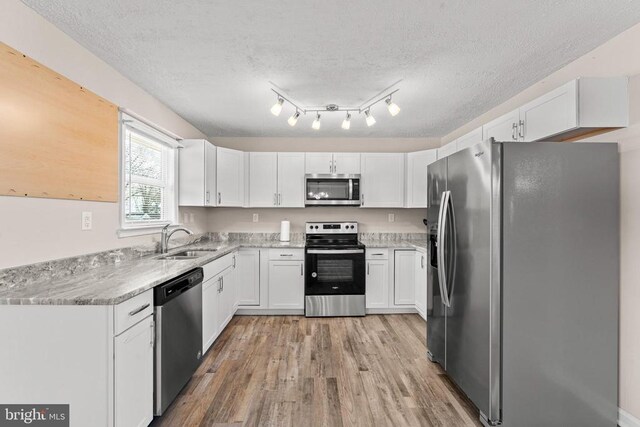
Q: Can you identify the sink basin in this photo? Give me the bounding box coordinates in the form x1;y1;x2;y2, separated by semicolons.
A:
156;249;217;260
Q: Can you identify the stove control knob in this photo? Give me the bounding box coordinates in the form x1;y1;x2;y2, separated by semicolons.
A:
312;272;317;278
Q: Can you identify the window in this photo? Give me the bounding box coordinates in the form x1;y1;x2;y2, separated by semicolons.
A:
120;113;178;233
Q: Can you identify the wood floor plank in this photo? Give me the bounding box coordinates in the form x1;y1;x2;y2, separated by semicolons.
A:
152;314;481;427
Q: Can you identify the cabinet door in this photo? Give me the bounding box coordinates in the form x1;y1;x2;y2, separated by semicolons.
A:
455;127;483;151
520;80;577;142
114;316;154;427
360;153;405;207
366;259;389;309
218;268;235;333
394;250;416;306
237;249;260;306
268;261;305;309
437;140;458;159
482;109;520;142
305;153;334;174
204;142;217;206
202;276;220;353
277;152;305;207
249;152;278;207
333;153;361;174
414;251;427;320
406;149;438;208
217;147;245;206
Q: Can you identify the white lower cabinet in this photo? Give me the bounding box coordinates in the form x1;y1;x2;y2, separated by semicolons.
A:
394;250;416;306
237;249;260;306
202;251;238;354
114;315;154;427
365;253;389;309
202;275;221;353
218;265;236;332
268;253;305;309
414;250;427;320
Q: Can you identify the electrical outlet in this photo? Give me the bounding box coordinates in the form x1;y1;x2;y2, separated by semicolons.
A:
82;211;92;230
388;213;395;223
253;213;259;222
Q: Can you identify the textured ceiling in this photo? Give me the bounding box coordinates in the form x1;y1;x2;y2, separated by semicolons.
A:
21;0;640;137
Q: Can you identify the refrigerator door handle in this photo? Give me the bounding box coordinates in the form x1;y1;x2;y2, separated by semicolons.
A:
445;191;456;306
438;191;451;308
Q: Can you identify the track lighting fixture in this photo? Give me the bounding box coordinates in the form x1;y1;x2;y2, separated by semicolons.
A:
385;96;401;116
365;109;376;127
288;110;301;127
270;97;284;116
269;85;400;130
341;113;351;130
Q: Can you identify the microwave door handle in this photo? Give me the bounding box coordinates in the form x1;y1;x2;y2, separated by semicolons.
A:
349;179;353;201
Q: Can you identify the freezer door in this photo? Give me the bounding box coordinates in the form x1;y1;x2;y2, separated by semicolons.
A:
444;139;499;421
426;157;447;366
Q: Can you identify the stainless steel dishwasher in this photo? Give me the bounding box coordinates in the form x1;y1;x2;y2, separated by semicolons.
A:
154;268;203;416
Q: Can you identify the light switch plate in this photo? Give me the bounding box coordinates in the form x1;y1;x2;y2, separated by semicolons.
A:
82;211;92;230
253;213;259;222
388;213;395;223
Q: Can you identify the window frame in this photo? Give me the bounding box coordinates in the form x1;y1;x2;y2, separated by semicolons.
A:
118;112;180;237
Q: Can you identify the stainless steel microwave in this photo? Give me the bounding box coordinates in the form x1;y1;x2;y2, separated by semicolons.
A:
305;174;361;206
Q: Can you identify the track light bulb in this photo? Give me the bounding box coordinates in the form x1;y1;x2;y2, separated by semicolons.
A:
386;97;401;116
288;111;300;127
270;97;284;116
341;113;351;130
365;109;376;127
312;113;321;130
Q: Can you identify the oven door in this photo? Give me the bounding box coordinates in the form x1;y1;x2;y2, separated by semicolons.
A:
305;175;360;206
305;248;365;295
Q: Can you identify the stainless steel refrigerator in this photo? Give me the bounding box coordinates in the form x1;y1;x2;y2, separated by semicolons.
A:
426;139;619;426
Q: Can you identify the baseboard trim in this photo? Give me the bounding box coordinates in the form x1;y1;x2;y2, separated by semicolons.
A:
619;408;640;427
236;309;305;315
366;307;418;314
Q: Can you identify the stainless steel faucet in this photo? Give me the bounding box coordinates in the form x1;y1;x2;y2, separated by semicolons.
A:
160;224;194;253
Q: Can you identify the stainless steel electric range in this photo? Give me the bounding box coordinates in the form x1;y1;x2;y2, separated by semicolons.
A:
304;222;366;317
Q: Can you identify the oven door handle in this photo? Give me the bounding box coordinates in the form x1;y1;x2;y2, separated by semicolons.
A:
306;249;364;254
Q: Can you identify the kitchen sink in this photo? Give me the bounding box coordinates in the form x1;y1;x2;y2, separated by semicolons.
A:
157;249;217;260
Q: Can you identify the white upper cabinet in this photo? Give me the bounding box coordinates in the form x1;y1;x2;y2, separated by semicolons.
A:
277;152;305;207
482;77;628;143
437;140;458;159
305;153;360;174
179;139;217;206
483;109;521;142
249;152;305;207
305;153;334;174
455;127;484;151
333;153;361;174
360;153;405;208
249;152;278;207
406;149;438;208
216;147;245;207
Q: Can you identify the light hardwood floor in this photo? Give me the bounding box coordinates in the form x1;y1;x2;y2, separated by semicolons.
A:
152;314;481;427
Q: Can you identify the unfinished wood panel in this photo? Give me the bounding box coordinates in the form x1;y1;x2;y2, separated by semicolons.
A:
152;314;481;427
0;42;119;202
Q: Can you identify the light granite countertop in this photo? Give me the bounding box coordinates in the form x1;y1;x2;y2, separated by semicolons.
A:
0;239;304;306
0;237;427;306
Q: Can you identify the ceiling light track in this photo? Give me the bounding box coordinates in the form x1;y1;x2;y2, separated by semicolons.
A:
269;86;401;130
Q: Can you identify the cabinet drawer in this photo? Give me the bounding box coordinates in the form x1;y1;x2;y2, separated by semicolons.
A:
366;249;389;260
202;252;235;282
114;289;154;335
269;249;304;261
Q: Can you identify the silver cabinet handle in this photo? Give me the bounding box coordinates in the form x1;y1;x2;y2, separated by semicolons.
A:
372;253;384;256
278;193;282;206
421;255;425;269
274;193;277;206
280;253;294;257
218;192;221;204
367;262;370;275
511;123;518;141
519;119;525;139
329;160;333;173
233;255;236;268
150;320;155;348
218;277;222;293
361;193;364;206
206;190;210;204
129;303;150;316
221;276;224;292
300;263;303;276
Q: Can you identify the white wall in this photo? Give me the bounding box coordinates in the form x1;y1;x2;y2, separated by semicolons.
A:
0;0;208;269
441;23;640;422
208;207;427;234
